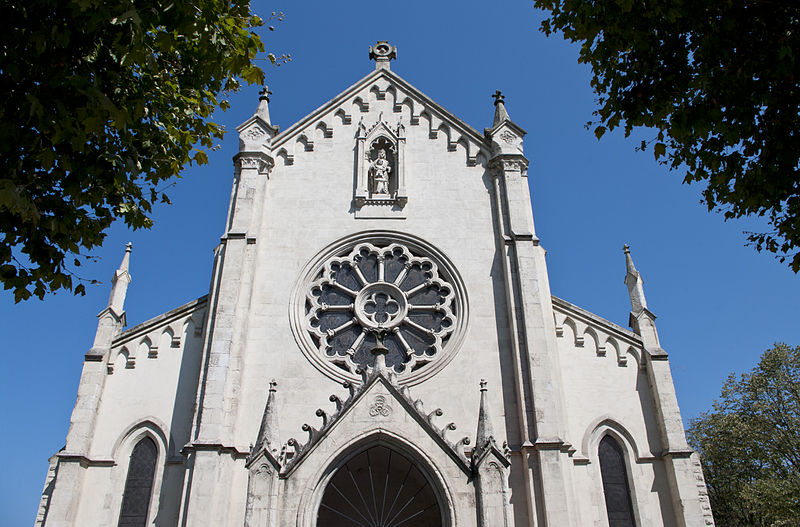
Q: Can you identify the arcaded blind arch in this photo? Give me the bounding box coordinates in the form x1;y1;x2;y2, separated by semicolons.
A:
317;445;444;527
118;436;158;527
599;435;636;527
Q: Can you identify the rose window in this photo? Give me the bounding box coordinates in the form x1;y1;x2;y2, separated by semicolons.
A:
305;242;459;376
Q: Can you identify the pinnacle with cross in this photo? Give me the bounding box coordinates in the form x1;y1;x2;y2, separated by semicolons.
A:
491;90;510;127
492;90;505;106
259;86;272;102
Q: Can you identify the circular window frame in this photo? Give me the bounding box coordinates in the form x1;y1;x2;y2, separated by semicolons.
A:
289;231;469;386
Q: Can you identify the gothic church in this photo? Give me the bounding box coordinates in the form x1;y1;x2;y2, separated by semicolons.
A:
37;42;713;527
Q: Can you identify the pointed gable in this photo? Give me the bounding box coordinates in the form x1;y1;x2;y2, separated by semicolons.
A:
269;68;490;169
280;368;471;477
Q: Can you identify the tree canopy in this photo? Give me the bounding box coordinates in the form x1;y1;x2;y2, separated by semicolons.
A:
687;343;800;526
0;1;284;301
533;1;800;272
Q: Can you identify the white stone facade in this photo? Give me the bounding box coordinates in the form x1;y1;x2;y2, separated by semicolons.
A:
37;42;713;527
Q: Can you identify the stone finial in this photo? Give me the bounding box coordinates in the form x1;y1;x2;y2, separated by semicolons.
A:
492;90;510;127
476;379;494;448
369;328;391;374
369;41;397;70
107;242;133;315
254;379;279;453
623;244;648;313
255;85;272;124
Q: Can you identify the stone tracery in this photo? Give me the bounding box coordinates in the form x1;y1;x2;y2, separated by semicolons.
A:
305;242;457;377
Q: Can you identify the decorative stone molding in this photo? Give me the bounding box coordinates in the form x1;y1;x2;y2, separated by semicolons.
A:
234;152;274;175
290;232;469;386
552;296;644;368
268;68;489;171
488;155;529;176
279;353;472;476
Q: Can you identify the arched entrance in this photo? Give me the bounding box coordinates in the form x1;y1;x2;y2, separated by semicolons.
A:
316;444;443;526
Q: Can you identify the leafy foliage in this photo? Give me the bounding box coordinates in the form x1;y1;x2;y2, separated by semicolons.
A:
533;1;800;271
687;343;800;526
0;1;285;301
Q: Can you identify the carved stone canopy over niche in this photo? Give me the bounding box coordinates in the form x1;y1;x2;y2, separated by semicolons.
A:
354;117;407;218
290;233;469;386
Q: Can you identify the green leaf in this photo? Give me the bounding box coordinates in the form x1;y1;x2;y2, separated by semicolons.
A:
594;126;606;139
535;0;800;272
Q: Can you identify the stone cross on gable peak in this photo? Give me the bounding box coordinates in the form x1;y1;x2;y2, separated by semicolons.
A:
369;41;397;70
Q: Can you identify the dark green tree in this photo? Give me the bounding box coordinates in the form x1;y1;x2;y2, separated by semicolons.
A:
533;1;800;272
687;343;800;526
0;1;286;301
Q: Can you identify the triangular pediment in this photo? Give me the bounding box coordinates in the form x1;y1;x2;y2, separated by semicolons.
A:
280;369;471;477
269;68;490;167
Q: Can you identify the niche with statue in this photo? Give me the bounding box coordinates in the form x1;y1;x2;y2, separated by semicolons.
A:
354;117;407;218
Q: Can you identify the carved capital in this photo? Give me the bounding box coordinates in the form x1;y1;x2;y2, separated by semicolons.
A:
234;152;274;175
488;155;529;175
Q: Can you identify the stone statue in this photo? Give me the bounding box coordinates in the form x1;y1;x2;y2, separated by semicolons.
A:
369;149;391;195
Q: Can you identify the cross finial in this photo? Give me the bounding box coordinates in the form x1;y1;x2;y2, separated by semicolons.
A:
125;242;132;252
369;41;397;70
623;243;630;254
259;86;272;102
492;90;505;106
480;379;488;391
269;379;277;392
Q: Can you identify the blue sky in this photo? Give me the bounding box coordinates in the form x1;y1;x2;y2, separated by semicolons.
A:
3;1;799;524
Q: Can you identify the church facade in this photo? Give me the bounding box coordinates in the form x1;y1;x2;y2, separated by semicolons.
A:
37;42;714;527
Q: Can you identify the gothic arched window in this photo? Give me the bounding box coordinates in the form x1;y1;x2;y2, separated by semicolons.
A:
317;445;443;527
599;435;636;527
118;437;158;527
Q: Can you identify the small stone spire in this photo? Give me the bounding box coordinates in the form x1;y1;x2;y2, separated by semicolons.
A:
623;244;647;313
492;90;510;127
476;379;494;448
254;380;279;453
255;86;272;125
369;41;397;70
107;242;132;315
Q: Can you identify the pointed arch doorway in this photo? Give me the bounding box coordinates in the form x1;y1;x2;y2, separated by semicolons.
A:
316;444;444;527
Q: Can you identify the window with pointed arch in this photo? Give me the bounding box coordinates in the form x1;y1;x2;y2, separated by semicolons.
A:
118;436;158;527
598;435;636;527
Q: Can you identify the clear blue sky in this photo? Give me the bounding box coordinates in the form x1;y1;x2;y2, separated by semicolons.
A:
3;1;799;524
